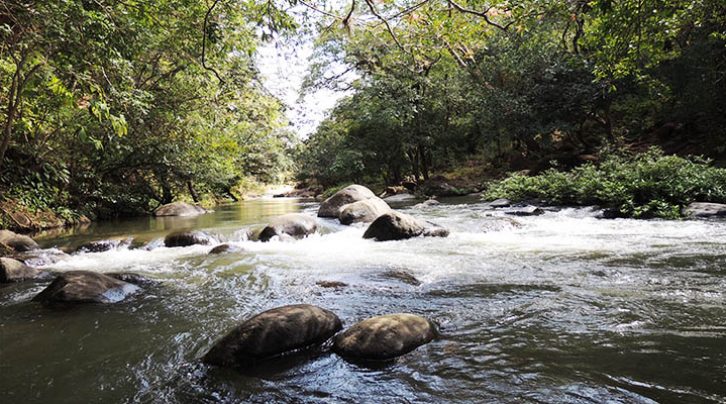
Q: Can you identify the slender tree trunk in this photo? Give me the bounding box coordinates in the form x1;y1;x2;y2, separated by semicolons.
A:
0;61;22;172
187;180;199;202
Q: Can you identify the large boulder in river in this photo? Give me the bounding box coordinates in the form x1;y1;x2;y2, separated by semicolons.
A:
164;230;213;247
318;185;376;218
363;211;449;241
33;271;140;304
154;202;206;217
333;313;437;361
0;230;39;253
258;213;318;242
0;257;44;283
203;304;342;367
683;202;726;219
339;197;391;225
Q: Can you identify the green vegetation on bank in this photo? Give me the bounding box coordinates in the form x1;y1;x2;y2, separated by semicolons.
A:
484;149;726;219
294;0;726;213
1;1;297;228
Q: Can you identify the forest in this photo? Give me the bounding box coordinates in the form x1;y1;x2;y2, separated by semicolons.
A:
2;0;726;226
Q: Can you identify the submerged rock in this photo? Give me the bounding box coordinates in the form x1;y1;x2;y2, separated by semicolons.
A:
11;248;69;267
316;280;348;289
413;199;440;209
258;213;318;242
506;206;544;216
33;271;140;304
380;269;421;286
318;185;376;218
154;202;206;217
164;230;213;247
339;197;391;225
0;257;44;283
363;211;449;241
107;272;154;286
683;202;726;219
333;313;437;361
203;304;343;367
75;238;132;253
0;230;39;253
480;217;522;232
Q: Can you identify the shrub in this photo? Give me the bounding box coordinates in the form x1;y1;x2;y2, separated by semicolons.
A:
483;148;726;218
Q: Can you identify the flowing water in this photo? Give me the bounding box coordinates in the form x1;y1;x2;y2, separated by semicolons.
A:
1;197;725;403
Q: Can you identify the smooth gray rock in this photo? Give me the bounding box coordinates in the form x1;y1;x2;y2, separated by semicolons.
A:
488;198;511;208
318;185;376;218
164;230;213;247
683;202;726;218
0;257;43;283
0;230;39;252
203;304;343;367
33;271;140;304
258;214;318;242
11;248;68;267
333;313;437;360
154;202;206;217
363;211;448;241
339;197;391;225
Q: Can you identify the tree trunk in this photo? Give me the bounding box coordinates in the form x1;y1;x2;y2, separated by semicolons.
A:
187;180;199;202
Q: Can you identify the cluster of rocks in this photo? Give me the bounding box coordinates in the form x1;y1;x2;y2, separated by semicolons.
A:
203;304;437;367
318;184;449;241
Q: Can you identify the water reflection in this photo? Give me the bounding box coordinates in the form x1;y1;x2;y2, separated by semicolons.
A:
1;198;725;403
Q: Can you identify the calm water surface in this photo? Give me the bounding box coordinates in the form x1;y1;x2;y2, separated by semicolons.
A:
1;197;725;403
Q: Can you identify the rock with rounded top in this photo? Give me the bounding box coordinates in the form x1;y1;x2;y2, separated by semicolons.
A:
339;197;391;225
32;271;140;304
164;230;213;247
333;313;437;360
683;202;726;219
154;202;206;217
0;257;43;283
0;230;39;252
318;185;376;218
258;213;318;242
203;304;343;367
363;211;449;241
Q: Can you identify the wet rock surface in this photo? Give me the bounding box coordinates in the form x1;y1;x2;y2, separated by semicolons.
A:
203;304;343;367
683;202;726;219
0;257;44;283
333;313;437;361
339;197;391;225
164;231;214;247
363;211;448;241
0;230;39;253
258;214;318;242
33;271;140;304
154;202;207;217
318;185;376;218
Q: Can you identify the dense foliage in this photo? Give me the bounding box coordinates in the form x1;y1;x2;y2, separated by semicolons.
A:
484;148;726;218
1;0;297;220
296;0;726;189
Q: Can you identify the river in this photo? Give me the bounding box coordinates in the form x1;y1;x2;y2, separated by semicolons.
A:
1;197;725;403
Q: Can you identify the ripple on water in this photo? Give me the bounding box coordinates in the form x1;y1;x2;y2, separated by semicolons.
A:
1;201;725;402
